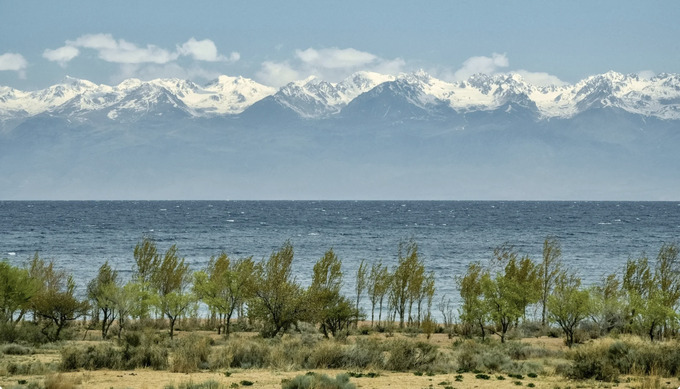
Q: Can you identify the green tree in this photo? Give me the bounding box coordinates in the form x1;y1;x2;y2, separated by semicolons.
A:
111;281;137;340
622;245;680;341
151;244;193;339
458;262;487;339
655;243;680;337
249;242;307;337
132;238;161;320
407;257;425;325
589;273;625;335
194;253;254;336
28;254;89;341
87;261;119;339
481;245;531;343
354;259;368;326
308;249;355;337
505;254;540;321
539;237;562;326
547;270;591;347
389;239;425;328
0;260;37;325
367;260;391;327
421;271;436;326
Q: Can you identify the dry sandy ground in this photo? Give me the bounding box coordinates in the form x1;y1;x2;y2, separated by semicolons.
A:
0;368;583;389
4;365;677;389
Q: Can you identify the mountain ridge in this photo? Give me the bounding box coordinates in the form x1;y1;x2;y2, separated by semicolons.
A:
1;70;679;200
2;71;680;129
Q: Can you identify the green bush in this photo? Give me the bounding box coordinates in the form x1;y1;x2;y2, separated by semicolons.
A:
269;336;312;369
60;336;168;371
60;343;122;371
342;338;384;369
164;380;223;389
282;372;355;389
455;340;483;372
129;344;169;370
309;340;345;368
226;337;269;368
6;360;53;375
0;322;50;345
480;347;511;371
209;346;233;370
172;333;212;373
384;339;438;371
565;339;680;381
2;343;33;355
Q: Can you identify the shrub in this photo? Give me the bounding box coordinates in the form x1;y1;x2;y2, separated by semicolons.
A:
455;340;483;372
342;338;384;369
44;373;81;389
0;322;50;345
172;333;212;373
480;347;511;371
164;380;223;389
563;338;680;381
505;341;531;360
5;360;52;375
269;336;312;370
282;372;355;389
384;339;438;371
2;343;33;355
60;343;122;371
209;346;233;370
126;343;169;370
226;337;269;368
309;340;345;369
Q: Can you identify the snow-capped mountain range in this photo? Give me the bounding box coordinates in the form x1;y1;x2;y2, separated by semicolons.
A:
1;70;679;200
2;70;680;127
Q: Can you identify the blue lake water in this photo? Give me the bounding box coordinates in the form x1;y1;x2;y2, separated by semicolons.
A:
2;201;679;319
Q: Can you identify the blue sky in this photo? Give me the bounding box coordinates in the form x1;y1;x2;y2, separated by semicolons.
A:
1;0;679;90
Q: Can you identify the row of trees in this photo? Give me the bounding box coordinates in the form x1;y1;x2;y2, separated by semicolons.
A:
0;238;436;341
2;237;678;346
458;238;680;347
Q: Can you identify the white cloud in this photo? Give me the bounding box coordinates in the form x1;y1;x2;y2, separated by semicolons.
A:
435;53;565;86
513;70;567;86
177;38;239;62
0;52;28;75
112;63;221;84
256;61;301;87
295;47;377;69
45;34;235;67
372;57;407;76
42;46;80;67
636;70;656;80
256;47;405;87
453;53;509;81
75;34;177;64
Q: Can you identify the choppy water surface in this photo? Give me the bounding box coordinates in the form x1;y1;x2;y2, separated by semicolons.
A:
1;201;679;317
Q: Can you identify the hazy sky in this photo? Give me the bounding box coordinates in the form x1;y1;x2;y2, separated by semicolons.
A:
1;0;679;90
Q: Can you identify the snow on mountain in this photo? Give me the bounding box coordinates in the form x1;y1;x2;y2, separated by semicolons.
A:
1;71;680;126
0;75;275;124
266;71;396;118
201;75;276;115
0;76;102;119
